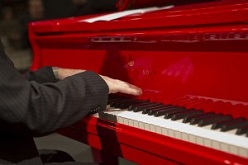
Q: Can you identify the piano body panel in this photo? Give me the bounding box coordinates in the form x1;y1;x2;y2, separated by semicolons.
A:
58;116;248;165
29;25;248;104
28;0;248;164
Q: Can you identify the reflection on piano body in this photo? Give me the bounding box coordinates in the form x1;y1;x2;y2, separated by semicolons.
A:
29;0;248;164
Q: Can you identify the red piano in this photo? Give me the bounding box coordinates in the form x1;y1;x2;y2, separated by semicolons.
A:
28;0;248;164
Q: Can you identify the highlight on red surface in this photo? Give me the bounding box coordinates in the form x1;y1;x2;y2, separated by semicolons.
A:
116;0;217;11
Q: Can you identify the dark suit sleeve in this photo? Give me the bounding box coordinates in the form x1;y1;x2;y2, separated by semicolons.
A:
0;42;109;137
24;66;58;83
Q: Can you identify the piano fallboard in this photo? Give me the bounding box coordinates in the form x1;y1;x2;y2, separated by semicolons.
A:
29;0;248;164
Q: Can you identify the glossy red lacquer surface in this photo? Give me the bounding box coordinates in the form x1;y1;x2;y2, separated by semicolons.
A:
29;0;248;34
29;0;248;164
115;0;207;11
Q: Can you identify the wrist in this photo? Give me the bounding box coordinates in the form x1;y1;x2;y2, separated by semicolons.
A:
52;67;59;79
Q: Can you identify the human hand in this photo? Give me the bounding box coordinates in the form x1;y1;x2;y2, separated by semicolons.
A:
100;75;142;96
55;68;142;96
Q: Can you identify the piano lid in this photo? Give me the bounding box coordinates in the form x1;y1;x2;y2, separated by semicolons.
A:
29;0;248;34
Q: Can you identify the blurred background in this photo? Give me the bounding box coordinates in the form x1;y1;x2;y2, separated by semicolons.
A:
0;0;117;72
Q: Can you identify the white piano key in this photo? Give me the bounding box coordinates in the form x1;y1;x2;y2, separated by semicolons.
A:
230;145;238;155
116;111;248;149
239;147;248;158
138;121;145;129
168;129;175;138
123;118;129;125
175;131;182;139
203;139;211;148
162;128;168;136
118;116;124;124
188;134;196;143
133;120;139;128
128;119;134;126
211;141;220;150
225;129;238;136
220;143;229;152
150;124;156;133
98;109;248;158
144;123;150;131
196;136;204;145
181;133;188;141
155;126;162;134
212;142;220;151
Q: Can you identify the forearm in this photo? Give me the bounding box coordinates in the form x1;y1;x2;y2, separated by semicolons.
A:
26;71;108;136
0;60;108;136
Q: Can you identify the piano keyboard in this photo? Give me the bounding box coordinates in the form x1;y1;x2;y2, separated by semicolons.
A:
93;96;248;159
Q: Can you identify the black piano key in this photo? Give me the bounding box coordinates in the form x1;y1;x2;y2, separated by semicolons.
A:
117;98;146;107
164;108;186;119
189;112;216;125
119;99;149;109
236;125;248;135
183;112;214;123
110;98;134;107
153;107;182;117
132;103;164;112
114;100;135;108
108;97;120;103
211;117;245;130
128;102;158;111
171;109;203;121
118;101;136;109
108;94;123;101
198;115;232;127
143;106;163;114
221;120;248;132
146;106;174;115
143;105;174;114
108;97;124;105
136;105;165;113
150;107;178;117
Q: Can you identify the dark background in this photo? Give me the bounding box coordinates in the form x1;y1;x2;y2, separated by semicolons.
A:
0;0;117;72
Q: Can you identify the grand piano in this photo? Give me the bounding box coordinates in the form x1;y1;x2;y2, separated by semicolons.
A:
28;0;248;164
